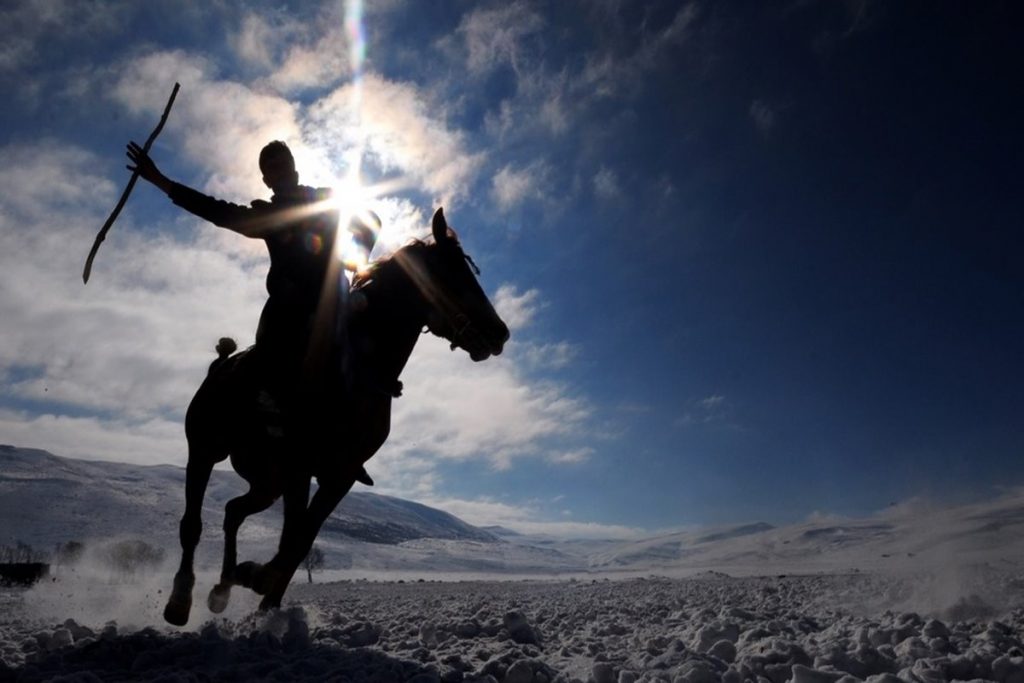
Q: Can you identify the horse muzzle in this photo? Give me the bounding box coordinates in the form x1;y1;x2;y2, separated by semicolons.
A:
453;322;508;362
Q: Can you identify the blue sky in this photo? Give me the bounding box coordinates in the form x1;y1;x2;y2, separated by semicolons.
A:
0;1;1021;538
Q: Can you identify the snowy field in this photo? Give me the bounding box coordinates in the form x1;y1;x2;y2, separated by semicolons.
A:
5;567;1024;682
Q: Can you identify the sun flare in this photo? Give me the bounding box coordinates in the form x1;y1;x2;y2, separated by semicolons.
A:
332;171;379;273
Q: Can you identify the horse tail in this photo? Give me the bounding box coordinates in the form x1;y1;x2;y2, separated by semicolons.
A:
208;337;238;376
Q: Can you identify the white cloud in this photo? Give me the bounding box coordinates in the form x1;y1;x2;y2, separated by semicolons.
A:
112;50;304;200
593;166;621;200
546;447;593;465
483;73;571;142
305;74;484;206
264;10;352;94
518;341;577;370
0;141;116;216
0;0;129;73
675;394;733;427
230;6;355;93
98;47;489;275
579;3;698;99
360;285;589;480
493;285;541;329
0;140;265;432
0;410;184;467
490;162;550;211
231;13;280;69
539;88;571;135
378;334;591;471
455;2;544;76
699;394;725;409
109;50;480;214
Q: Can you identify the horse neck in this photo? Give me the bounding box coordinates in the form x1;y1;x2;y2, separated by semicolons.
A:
356;254;430;386
372;308;423;386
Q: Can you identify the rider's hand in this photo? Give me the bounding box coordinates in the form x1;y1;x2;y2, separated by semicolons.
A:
125;141;167;188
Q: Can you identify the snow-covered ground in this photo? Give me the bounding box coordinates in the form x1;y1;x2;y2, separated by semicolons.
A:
5;567;1024;682
8;446;1024;680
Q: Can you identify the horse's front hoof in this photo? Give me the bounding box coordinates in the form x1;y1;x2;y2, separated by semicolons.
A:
207;584;232;613
164;596;192;626
164;573;195;626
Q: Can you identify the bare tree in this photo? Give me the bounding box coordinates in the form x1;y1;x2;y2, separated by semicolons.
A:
302;545;325;584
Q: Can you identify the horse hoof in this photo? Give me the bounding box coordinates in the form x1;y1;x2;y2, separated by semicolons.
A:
208;584;231;613
164;572;195;626
234;561;260;589
164;597;191;626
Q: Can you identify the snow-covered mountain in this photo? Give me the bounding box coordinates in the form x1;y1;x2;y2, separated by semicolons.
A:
586;495;1024;575
0;445;499;567
5;444;1024;577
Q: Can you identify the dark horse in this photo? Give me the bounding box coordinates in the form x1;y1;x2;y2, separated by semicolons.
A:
164;208;509;625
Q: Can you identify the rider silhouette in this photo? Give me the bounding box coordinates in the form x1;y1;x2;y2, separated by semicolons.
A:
126;140;379;410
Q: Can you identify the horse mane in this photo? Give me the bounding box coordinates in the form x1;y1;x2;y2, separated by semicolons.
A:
352;238;431;290
351;227;468;291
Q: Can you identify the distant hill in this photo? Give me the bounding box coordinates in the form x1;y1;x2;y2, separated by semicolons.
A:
0;445;495;561
586;496;1024;575
479;525;523;537
5;445;1024;577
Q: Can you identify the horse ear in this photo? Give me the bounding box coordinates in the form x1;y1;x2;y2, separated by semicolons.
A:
432;207;450;244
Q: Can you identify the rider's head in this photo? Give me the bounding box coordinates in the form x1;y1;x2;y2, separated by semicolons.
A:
259;141;299;193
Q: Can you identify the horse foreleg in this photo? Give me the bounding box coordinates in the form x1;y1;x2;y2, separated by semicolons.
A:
164;448;216;626
258;476;356;611
258;409;390;609
208;488;276;613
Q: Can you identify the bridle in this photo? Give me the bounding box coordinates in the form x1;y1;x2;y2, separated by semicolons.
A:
445;312;473;351
422;247;489;356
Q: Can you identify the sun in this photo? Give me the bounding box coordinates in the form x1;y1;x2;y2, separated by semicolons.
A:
332;170;378;274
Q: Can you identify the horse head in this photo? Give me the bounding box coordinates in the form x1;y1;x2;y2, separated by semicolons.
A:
393;208;509;361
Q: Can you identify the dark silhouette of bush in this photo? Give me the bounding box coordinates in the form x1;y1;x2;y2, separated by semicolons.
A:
55;540;86;567
0;562;48;586
101;540;165;579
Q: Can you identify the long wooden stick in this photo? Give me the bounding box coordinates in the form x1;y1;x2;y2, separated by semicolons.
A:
83;82;180;284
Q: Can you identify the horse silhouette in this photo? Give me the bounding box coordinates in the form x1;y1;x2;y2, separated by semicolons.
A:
164;208;509;625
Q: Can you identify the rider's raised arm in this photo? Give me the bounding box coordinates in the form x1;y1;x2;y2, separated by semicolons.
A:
126;141;271;238
165;182;267;237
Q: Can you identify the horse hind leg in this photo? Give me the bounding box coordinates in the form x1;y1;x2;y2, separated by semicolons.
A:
163;445;220;626
207;487;276;613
